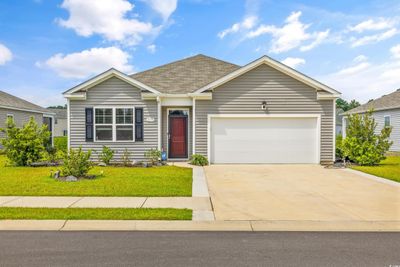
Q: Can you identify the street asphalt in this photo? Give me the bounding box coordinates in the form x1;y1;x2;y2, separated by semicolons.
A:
0;231;399;266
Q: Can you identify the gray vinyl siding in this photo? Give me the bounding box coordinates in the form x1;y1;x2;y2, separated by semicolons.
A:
53;118;68;137
69;77;158;162
372;109;400;151
0;107;43;139
194;64;335;163
161;106;192;158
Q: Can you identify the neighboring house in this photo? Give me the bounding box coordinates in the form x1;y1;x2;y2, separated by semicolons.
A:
336;108;344;135
343;89;400;152
47;108;67;137
0;90;55;145
63;54;340;164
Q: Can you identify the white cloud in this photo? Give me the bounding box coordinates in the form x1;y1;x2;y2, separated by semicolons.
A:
300;29;330;51
147;44;156;53
218;16;258;39
0;43;12;65
353;55;368;62
390;44;400;59
145;0;177;21
319;56;400;102
281;57;305;68
40;46;134;79
350;28;397;47
58;0;155;45
348;18;395;33
246;11;329;53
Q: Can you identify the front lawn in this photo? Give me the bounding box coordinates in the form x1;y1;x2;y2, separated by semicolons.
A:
0;156;192;196
351;154;400;183
0;207;192;220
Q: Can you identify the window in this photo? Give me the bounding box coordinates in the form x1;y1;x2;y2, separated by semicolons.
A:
95;108;112;141
93;107;134;141
384;116;391;127
63;130;68;136
116;108;133;141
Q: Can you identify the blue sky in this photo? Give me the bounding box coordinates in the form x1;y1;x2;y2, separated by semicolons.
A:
0;0;400;106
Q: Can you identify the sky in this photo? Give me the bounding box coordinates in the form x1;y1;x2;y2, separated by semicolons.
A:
0;0;400;107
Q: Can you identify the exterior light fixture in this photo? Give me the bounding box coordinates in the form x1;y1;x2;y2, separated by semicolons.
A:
261;101;267;110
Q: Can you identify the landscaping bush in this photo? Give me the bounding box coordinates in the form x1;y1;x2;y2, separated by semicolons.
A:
0;117;50;166
190;154;208;166
61;147;93;177
144;148;161;165
342;110;392;166
122;148;131;166
54;136;68;153
335;134;344;160
99;145;114;165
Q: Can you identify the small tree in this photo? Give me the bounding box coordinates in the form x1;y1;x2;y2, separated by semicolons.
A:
0;117;50;166
99;145;114;165
342;110;392;165
61;147;93;177
144;148;161;165
121;148;131;166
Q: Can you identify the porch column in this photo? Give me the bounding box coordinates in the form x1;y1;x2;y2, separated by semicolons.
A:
157;96;162;150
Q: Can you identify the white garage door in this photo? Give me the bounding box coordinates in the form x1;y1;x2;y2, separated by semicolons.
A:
210;116;319;164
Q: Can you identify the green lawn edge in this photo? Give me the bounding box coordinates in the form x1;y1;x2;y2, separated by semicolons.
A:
0;207;192;220
349;155;400;183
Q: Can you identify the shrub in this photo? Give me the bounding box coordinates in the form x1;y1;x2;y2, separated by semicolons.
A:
122;148;131;166
335;134;344;160
342;110;393;166
54;136;68;153
144;148;161;165
0;117;50;166
190;154;209;166
61;147;93;177
99;145;114;165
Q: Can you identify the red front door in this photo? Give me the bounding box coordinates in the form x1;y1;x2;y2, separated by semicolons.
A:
169;116;188;158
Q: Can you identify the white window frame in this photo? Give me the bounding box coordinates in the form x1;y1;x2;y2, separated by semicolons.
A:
384;115;391;128
93;106;135;142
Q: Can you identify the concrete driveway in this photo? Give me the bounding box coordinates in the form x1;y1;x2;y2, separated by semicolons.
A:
204;165;400;221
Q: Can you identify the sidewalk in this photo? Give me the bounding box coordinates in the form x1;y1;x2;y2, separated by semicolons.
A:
0;219;399;231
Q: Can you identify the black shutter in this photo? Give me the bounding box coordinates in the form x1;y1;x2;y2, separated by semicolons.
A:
135;108;143;141
85;108;94;142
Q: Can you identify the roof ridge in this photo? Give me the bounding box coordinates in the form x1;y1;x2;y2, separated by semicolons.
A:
130;54;239;77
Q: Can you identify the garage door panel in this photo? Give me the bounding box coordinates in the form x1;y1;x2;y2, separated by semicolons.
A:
210;117;318;164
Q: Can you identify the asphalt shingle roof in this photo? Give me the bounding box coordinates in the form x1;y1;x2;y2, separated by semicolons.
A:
0;90;50;114
345;89;400;114
130;54;240;94
47;108;67;119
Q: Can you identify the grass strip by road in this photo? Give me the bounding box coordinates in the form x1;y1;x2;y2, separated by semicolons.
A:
0;207;192;220
350;155;400;183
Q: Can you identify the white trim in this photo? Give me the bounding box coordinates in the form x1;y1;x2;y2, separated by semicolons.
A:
142;93;213;101
195;56;341;96
93;106;135;143
157;97;162;150
43;114;55;147
0;105;54;115
161;97;192;106
207;114;321;164
317;92;341;100
67;99;70;150
166;108;190;160
192;98;196;155
63;68;161;97
63;93;86;100
333;99;336;161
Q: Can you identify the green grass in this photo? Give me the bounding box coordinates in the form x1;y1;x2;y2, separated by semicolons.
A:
351;154;400;183
0;156;192;196
0;207;192;220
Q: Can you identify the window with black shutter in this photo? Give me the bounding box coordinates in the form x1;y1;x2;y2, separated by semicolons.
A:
85;108;94;141
135;108;143;141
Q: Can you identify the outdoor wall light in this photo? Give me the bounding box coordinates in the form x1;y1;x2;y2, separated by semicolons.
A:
261;101;267;110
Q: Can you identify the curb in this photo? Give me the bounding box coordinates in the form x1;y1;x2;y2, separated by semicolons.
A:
0;220;399;232
342;168;400;187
